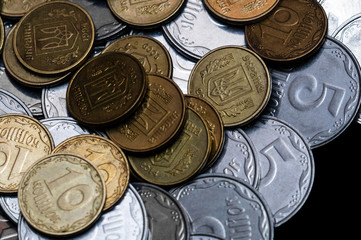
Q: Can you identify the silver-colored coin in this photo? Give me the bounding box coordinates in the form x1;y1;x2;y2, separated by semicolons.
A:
162;0;246;60
244;116;315;227
41;82;69;118
265;36;361;148
0;208;17;240
172;174;274;240
0;195;19;224
190;234;220;240
0;88;32;116
206;128;260;188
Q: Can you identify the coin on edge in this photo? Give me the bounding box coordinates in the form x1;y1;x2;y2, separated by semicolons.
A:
0;114;54;193
17;153;106;236
188;45;271;127
13;1;95;74
0;16;4;53
66;52;147;126
52;135;130;210
0;0;49;18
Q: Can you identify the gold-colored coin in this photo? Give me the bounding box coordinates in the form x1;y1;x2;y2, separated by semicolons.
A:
107;0;185;28
188;46;271;127
0;0;49;18
0;114;54;193
18;153;106;236
129;107;211;186
67;52;147;126
0;16;4;53
13;1;95;75
106;74;186;153
102;35;172;78
52;135;130;210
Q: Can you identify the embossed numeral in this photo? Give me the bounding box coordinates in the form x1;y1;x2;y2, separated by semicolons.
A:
0;143;31;180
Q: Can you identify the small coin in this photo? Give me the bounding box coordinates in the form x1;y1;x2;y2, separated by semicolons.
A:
13;1;95;75
102;35;172;78
0;88;33;116
0;16;4;53
188;45;271;127
0;114;54;193
107;0;185;28
66;51;147;126
41;82;70;118
245;0;328;62
52;135;130;210
106;74;186;152
17;153;106;236
0;0;49;18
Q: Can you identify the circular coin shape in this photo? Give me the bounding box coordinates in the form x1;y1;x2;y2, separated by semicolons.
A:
52;135;130;210
0;88;33;116
13;1;95;75
245;0;327;62
42;82;70;118
107;0;185;28
17;153;106;236
67;52;147;126
106;74;185;152
188;46;271;127
0;16;4;53
0;0;49;18
0;195;19;223
0;114;54;193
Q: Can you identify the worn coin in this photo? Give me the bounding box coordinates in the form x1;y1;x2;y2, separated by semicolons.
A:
0;0;49;18
0;16;4;53
67;52;147;126
0;195;19;224
17;153;106;236
42;82;70;118
0;88;33;116
0;114;54;193
13;1;95;75
106;74;185;152
0;209;17;240
188;46;271;127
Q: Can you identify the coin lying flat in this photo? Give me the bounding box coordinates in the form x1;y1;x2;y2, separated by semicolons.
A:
0;88;33;116
42;82;70;118
0;209;17;240
0;195;19;223
0;0;49;18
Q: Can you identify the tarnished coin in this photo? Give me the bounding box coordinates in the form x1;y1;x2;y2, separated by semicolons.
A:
0;88;33;116
17;153;106;236
129;108;211;186
52;135;130;210
0;195;19;223
107;0;185;28
188;46;271;127
0;209;17;240
103;35;172;78
0;16;4;53
0;0;49;18
0;114;54;193
106;74;185;152
67;52;147;126
13;1;95;75
245;0;327;62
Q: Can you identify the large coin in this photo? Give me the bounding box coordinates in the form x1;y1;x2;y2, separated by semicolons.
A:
188;46;271;127
0;88;33;116
17;153;106;236
0;0;49;18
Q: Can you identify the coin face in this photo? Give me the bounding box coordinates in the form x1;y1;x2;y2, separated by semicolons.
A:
0;88;33;116
107;0;185;28
106;74;186;152
67;52;147;126
245;0;328;62
0;114;54;193
0;0;49;18
13;1;95;74
188;46;271;127
17;153;106;236
52;135;130;210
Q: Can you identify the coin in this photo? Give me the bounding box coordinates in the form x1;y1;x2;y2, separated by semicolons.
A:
188;46;271;127
128;107;211;186
13;1;95;75
66;51;147;126
0;0;49;18
106;74;186;153
17;153;106;236
245;0;328;62
102;35;172;78
107;0;185;28
0;114;54;193
0;16;4;53
42;82;70;118
0;88;33;116
0;195;19;223
0;209;17;240
52;135;130;210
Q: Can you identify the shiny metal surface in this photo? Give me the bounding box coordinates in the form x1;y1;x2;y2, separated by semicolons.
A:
0;88;32;116
41;82;69;118
0;196;19;224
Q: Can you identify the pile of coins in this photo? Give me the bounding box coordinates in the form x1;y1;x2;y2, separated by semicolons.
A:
0;0;360;239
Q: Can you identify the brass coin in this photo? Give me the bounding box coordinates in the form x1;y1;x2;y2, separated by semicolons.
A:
66;51;147;126
129;107;211;186
245;0;327;62
0;16;4;53
0;114;54;193
188;46;271;127
13;1;95;75
0;0;49;18
52;135;130;210
107;0;185;28
106;74;186;152
185;94;224;169
102;35;173;78
17;153;106;236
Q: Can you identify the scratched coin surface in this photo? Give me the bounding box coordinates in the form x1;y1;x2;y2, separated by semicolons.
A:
67;52;147;126
0;114;54;193
17;153;106;236
0;88;33;116
13;1;95;74
0;0;49;18
106;74;185;152
188;46;271;127
52;135;130;210
245;0;327;62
